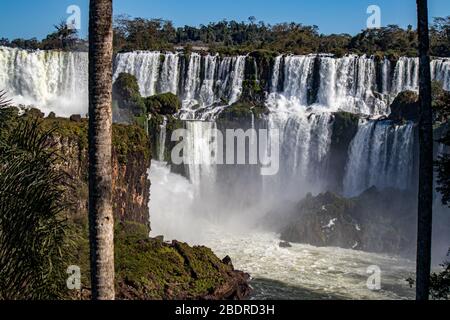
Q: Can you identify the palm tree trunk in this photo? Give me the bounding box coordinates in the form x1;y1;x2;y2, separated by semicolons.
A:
416;0;434;301
88;0;115;300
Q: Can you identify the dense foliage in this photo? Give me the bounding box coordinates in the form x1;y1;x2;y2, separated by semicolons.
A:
112;16;450;57
434;82;450;207
0;22;86;51
430;250;450;300
2;16;449;57
0;107;71;299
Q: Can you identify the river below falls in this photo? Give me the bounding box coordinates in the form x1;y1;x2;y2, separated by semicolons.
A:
149;161;416;300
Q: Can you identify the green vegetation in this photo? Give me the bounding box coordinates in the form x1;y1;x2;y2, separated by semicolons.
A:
112;16;450;57
71;219;237;300
434;81;450;208
145;92;181;115
389;91;420;122
3;17;449;57
113;72;146;116
0;108;72;299
1;21;85;51
430;250;450;300
112;123;151;164
218;102;269;125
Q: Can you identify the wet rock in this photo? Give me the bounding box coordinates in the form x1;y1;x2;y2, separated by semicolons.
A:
279;189;416;255
279;241;292;248
70;114;82;122
389;91;419;122
222;255;234;268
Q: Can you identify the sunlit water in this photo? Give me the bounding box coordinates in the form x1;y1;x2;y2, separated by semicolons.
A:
149;161;416;300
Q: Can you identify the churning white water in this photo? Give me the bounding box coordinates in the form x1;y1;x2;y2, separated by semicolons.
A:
149;161;416;300
0;46;88;116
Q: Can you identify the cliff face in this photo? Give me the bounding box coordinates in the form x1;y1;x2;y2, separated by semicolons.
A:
41;116;250;300
45;118;151;228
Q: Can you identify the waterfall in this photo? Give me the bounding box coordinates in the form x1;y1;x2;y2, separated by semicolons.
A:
158;116;168;161
183;53;202;106
269;55;387;115
2;46;449;203
0;46;88;116
228;56;246;104
159;53;180;94
381;59;392;94
183;121;219;187
261;112;333;200
392;57;419;94
431;58;450;90
270;55;283;93
113;51;161;97
198;54;218;107
3;46;448;118
343;119;416;196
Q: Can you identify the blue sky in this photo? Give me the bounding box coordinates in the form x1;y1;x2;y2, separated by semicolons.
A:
0;0;449;40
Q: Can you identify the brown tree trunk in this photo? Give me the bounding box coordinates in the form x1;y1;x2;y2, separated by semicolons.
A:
416;0;434;301
88;0;115;300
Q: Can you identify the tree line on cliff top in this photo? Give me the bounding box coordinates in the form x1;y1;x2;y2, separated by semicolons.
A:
1;16;450;57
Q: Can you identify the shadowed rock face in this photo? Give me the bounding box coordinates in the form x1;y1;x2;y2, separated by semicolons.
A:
46;118;151;229
279;188;417;256
388;91;420;122
280;192;363;250
41;116;251;300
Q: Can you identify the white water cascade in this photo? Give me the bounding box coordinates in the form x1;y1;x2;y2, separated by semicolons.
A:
4;45;450;300
343;119;417;196
114;51;247;120
0;46;88;116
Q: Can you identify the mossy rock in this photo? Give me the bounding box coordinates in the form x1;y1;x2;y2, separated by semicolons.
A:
69;220;249;300
145;93;181;116
148;114;184;162
218;102;269;124
241;80;264;104
389;91;419;122
331;112;360;147
40;117;150;165
113;73;146;117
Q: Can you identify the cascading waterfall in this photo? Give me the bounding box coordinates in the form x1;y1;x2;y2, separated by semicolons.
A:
5;45;450;299
262;111;333;200
159;53;180;94
158;116;168;161
392;57;419;94
381;59;392;94
1;46;448;203
343;119;417;197
183;53;202;106
0;46;88;116
114;51;247;120
3;46;449;118
113;51;161;97
432;58;450;90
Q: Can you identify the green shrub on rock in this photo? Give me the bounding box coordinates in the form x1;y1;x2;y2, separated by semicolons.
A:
113;73;146;117
218;102;269;125
145;93;181;116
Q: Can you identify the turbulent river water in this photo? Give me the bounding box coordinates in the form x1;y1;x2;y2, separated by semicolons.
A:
149;161;416;300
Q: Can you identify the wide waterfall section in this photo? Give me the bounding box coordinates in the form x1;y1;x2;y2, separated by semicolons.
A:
0;46;88;116
2;47;450;298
